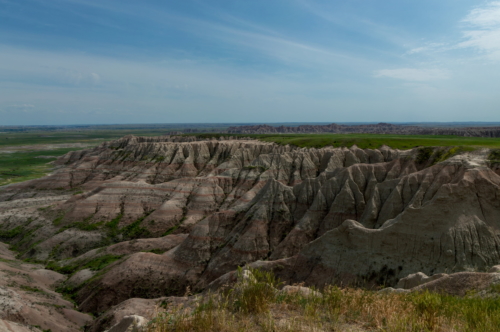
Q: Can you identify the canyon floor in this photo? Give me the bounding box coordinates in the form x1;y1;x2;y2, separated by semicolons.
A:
1;134;500;331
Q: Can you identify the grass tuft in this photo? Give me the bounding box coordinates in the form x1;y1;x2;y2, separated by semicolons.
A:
145;269;500;332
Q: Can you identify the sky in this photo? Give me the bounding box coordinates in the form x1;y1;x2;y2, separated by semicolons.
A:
1;0;500;125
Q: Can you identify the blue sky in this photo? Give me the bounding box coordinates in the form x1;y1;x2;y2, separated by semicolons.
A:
1;0;500;125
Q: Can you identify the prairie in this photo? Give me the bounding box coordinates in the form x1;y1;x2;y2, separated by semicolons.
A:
196;133;500;150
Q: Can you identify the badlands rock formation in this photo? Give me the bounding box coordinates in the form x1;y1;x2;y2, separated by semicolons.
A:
1;135;500;327
0;243;92;331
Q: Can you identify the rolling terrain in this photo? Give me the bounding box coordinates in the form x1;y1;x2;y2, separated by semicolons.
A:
1;134;500;331
227;123;500;137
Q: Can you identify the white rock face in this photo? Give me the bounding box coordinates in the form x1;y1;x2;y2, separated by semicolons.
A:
281;285;322;298
377;287;410;294
396;272;447;289
0;319;41;332
488;265;500;273
65;269;95;289
105;315;148;332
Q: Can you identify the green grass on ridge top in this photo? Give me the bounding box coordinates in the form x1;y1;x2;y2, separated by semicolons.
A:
0;148;78;187
0;129;175;147
239;134;500;150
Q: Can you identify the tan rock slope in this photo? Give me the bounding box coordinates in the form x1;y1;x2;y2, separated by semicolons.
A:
0;243;92;332
1;135;500;319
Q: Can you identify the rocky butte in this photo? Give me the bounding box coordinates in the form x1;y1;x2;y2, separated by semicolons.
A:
1;135;500;331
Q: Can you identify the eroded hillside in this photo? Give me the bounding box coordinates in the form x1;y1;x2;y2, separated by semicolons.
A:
1;135;500;330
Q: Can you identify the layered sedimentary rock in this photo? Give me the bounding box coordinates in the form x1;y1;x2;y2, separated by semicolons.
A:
0;243;92;332
1;136;500;316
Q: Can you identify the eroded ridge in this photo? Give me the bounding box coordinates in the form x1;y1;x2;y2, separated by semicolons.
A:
1;136;499;316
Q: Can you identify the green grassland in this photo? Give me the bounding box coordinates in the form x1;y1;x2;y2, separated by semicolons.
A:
196;133;500;150
0;129;174;147
0;128;180;187
0;149;78;187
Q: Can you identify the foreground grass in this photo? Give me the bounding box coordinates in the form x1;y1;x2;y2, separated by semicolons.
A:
146;269;500;332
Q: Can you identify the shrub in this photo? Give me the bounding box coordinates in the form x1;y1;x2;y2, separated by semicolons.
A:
0;226;23;239
489;149;500;165
229;267;281;314
416;147;435;164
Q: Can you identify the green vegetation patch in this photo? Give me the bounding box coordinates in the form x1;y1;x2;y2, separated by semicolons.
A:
56;217;103;234
0;148;77;187
47;254;123;275
162;224;180;236
20;285;48;294
104;213;123;239
0;226;24;239
142;248;166;254
0;129;171;148
120;211;154;240
10;224;43;255
489;149;500;165
82;254;123;271
416;147;435;164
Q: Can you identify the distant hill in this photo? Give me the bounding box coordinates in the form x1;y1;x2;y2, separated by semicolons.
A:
227;122;500;137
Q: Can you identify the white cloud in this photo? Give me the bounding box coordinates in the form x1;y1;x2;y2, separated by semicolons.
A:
7;104;35;108
406;43;446;55
295;0;412;49
459;29;500;58
0;104;35;113
32;0;376;71
91;73;100;84
374;68;450;81
462;2;500;28
458;2;500;59
403;2;500;61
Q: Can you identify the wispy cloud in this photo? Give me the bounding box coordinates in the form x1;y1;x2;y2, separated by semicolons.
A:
294;0;414;50
406;43;447;55
29;0;375;71
138;5;372;70
0;104;35;113
458;1;500;60
374;68;450;81
405;1;500;61
462;1;500;28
